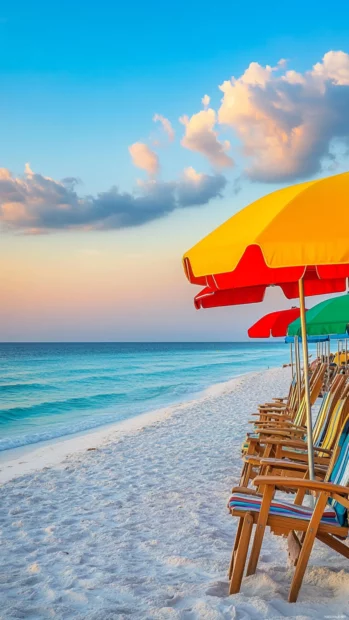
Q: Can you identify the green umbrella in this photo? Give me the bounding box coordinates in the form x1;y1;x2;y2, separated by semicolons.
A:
288;294;349;337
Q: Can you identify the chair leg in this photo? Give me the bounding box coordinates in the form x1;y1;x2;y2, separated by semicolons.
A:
228;517;243;578
229;512;253;595
246;485;274;576
288;492;329;603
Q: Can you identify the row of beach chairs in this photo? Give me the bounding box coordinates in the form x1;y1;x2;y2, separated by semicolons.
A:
227;361;349;602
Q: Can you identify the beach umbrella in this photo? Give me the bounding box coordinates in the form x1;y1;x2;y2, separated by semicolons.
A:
248;308;302;338
183;171;349;480
288;294;349;338
288;294;349;375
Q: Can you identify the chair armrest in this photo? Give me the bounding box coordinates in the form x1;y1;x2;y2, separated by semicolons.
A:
231;486;262;495
253;476;349;496
253;413;291;420
259;458;327;474
256;438;332;454
257;429;305;437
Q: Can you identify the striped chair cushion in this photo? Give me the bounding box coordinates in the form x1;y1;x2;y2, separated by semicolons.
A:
228;492;338;525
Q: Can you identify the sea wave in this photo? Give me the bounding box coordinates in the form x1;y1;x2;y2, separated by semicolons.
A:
0;382;58;394
0;342;289;454
0;381;203;425
0;369;264;452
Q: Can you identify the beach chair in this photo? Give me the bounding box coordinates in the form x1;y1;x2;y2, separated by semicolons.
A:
258;374;300;416
240;377;348;488
227;414;349;602
256;360;323;419
253;363;324;426
240;365;326;465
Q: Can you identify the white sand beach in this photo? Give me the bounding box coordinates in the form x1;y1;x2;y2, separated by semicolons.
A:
1;366;349;619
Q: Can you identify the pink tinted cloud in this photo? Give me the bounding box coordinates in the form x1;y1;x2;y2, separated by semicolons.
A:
180;105;234;169
128;142;159;176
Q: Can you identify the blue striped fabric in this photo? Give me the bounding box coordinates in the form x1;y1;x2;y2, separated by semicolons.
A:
228;493;338;525
234;419;349;528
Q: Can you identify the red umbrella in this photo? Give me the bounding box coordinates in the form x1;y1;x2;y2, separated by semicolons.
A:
194;285;266;309
187;257;349;298
248;308;303;338
194;276;346;310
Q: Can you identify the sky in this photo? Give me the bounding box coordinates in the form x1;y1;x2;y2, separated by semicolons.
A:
1;0;349;341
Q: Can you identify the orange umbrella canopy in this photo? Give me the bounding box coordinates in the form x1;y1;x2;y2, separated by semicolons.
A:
248;308;303;339
183;172;349;300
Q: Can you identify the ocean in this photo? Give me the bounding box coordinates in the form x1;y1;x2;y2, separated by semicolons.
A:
0;342;290;453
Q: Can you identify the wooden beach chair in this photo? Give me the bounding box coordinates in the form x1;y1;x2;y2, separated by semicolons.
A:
258;374;300;415
253;362;324;426
240;365;326;465
227;414;349;602
255;360;323;420
240;377;348;488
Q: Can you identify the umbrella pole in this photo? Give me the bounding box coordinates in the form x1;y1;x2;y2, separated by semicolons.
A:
294;336;301;407
298;278;315;481
290;343;294;378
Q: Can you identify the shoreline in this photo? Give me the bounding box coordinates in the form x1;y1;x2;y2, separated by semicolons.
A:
0;369;252;484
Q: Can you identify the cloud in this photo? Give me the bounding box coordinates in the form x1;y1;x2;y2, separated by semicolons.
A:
176;167;227;206
201;94;210;108
218;50;349;182
128;142;159;176
153;114;175;142
0;165;227;234
180;106;234;169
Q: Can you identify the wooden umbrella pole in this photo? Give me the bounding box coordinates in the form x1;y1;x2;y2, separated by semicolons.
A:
299;278;315;481
290;343;294;378
294;336;301;407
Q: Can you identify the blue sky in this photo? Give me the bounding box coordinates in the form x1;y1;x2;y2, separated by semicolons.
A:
1;0;349;191
1;1;349;340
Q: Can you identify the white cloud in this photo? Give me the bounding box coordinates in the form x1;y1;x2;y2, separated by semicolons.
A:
128;142;159;176
180;106;234;169
153;114;175;142
202;94;210;108
217;50;349;181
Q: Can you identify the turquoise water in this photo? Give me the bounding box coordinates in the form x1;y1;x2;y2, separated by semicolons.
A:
0;342;290;452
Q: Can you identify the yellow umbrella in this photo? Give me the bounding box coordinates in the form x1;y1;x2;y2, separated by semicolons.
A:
183;171;349;481
184;172;349;280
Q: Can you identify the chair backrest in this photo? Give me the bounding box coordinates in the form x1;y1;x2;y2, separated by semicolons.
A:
287;375;299;412
320;383;349;454
313;375;346;447
293;364;326;427
327;413;349;525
